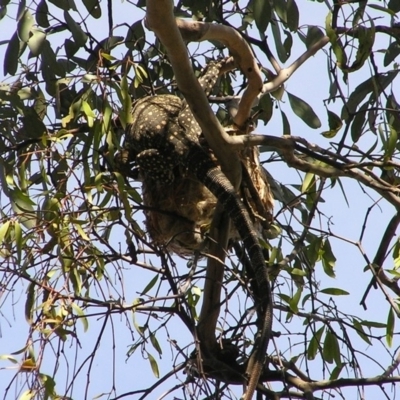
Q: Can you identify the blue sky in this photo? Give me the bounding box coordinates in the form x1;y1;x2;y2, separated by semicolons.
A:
0;1;399;399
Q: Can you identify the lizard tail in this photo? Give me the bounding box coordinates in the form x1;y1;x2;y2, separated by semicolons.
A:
187;145;273;399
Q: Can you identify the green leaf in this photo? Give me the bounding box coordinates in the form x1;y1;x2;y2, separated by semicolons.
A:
306;236;322;267
133;64;148;88
39;374;56;400
386;94;400;135
274;0;287;24
325;11;347;69
386;308;394;347
301;171;315;194
19;390;36;400
346;25;375;72
141;275;158;296
17;9;34;43
25;282;35;324
126;20;145;51
48;0;71;11
384;126;398;161
342;71;399;120
0;6;6;20
0;220;10;244
307;326;324;360
36;0;49;27
321;110;342;138
278;293;291;306
41;40;66;77
388;0;400;13
64;11;88;47
150;333;162;356
0;354;18;363
27;28;46;57
147;352;160;378
286;0;299;31
258;93;273;125
82;0;101;18
330;364;344;380
287;92;321;128
81;100;95;127
119;75;133;129
351;102;368;142
253;0;271;34
71;302;89;332
323;330;341;365
10;188;36;229
283;30;293;58
289;287;302;313
360;320;386;329
14;220;22;262
3;32;21;76
69;260;82;295
353;318;372;345
271;18;289;63
75;223;90;241
131;300;145;335
64;38;80;58
16;0;26;19
188;285;201;309
281;110;290;135
305;26;325;49
291;268;306;276
321;239;336;278
320;288;349;296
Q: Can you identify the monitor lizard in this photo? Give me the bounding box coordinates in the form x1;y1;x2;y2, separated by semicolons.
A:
120;60;273;399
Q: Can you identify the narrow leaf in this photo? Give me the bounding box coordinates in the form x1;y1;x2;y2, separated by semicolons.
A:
287;92;321;128
147;352;160;378
321;110;342;138
0;220;10;243
4;32;20;76
253;0;271;34
286;0;299;31
82;0;101;18
141;275;158;296
17;9;34;42
320;288;349;296
64;11;87;47
307;326;325;360
353;318;372;345
386;308;394;347
71;302;89;332
150;333;162;356
25;282;35;324
36;0;49;27
281;110;291;135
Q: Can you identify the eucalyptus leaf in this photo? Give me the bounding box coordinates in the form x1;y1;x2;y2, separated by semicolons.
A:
287;92;321;128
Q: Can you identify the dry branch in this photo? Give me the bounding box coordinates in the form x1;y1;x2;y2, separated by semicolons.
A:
176;19;263;128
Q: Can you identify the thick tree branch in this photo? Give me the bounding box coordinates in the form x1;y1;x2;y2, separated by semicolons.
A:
228;133;400;209
176;19;263;128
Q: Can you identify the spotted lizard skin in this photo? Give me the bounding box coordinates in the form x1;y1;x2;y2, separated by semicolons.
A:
123;61;273;399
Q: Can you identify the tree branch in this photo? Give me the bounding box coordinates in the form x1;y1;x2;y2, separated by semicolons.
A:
175;19;263;128
145;0;241;187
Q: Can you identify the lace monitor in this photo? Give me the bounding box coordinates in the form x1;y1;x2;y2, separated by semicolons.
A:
122;61;273;399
